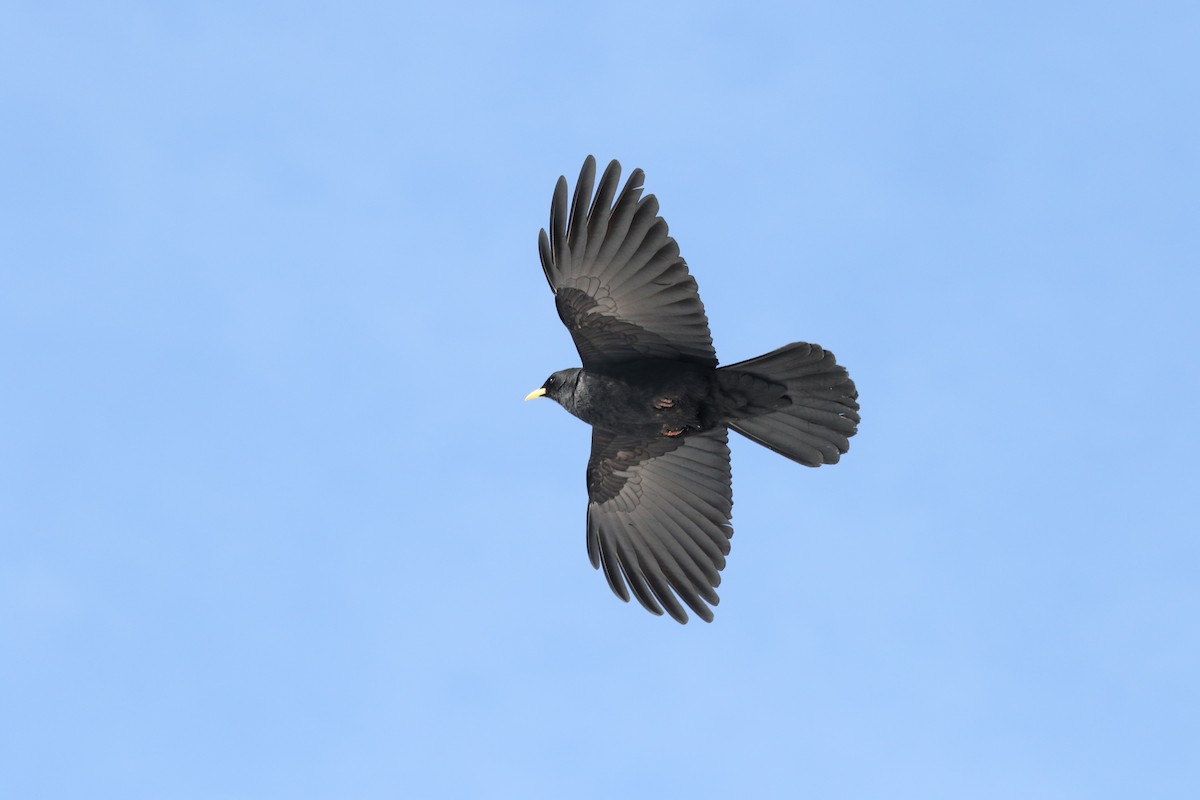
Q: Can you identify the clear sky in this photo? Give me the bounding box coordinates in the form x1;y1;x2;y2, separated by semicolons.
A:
2;2;1197;798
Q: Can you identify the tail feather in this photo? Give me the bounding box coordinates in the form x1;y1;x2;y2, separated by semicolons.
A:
719;343;859;467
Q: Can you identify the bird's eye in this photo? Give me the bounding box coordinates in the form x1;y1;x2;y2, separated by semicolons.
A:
547;377;555;386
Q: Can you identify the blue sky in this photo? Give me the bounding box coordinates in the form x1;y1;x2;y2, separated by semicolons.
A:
2;2;1197;797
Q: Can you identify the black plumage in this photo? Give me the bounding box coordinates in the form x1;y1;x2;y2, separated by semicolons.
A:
528;156;859;623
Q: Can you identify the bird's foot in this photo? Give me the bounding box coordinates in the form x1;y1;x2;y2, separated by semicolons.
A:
661;425;687;438
653;397;676;409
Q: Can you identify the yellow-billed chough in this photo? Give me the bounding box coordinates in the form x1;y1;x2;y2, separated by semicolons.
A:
527;156;859;623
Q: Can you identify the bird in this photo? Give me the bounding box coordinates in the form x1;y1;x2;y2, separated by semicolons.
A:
526;156;859;623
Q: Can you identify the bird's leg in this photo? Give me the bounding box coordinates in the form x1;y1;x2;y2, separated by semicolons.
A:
653;397;676;409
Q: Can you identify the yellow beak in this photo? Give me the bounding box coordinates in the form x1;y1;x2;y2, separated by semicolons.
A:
524;387;547;401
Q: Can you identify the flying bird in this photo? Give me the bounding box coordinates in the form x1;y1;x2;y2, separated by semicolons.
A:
527;156;859;623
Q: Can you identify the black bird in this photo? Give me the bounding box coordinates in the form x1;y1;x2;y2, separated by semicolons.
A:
527;156;859;623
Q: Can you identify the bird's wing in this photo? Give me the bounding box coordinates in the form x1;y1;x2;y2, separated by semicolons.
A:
538;156;718;368
585;427;734;623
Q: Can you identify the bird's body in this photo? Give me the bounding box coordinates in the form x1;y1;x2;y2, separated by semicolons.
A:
544;360;726;439
528;156;859;623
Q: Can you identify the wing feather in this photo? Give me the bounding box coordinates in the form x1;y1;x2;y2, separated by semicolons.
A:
539;156;717;367
585;427;734;623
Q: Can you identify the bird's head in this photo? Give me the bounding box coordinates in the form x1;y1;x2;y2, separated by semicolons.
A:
525;368;581;407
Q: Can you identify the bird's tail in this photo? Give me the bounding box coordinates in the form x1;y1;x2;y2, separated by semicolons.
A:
717;343;859;467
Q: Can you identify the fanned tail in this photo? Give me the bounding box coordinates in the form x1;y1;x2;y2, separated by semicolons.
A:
718;343;859;467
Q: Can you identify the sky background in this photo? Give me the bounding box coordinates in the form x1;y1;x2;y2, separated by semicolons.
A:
2;2;1198;798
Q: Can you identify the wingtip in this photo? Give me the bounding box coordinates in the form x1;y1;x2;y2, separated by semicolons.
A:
628;166;645;191
577;156;596;185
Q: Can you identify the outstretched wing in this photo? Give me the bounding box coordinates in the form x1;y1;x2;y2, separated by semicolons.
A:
585;427;734;623
538;156;717;369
